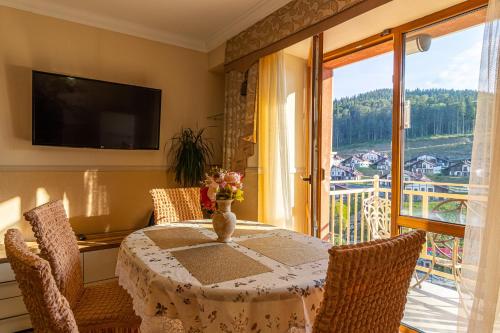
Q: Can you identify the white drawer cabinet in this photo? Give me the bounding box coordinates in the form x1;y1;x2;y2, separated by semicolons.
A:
0;263;15;283
0;262;30;333
0;281;21;300
0;247;120;332
83;248;119;284
0;297;27;320
0;314;31;332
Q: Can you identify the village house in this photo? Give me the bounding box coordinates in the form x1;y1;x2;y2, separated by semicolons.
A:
341;156;371;168
360;150;387;163
405;159;440;175
330;165;362;181
445;160;471;177
405;154;449;168
373;157;392;172
330;152;343;167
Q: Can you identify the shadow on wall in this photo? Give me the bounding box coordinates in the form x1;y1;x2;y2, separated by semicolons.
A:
0;169;175;242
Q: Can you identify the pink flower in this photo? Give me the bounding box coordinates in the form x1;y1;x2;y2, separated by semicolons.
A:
201;168;244;205
224;172;241;184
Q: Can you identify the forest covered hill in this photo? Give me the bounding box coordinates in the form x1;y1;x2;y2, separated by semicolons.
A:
333;88;477;149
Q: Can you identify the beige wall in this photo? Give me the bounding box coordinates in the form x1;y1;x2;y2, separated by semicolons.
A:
0;169;177;239
0;6;225;240
208;42;226;72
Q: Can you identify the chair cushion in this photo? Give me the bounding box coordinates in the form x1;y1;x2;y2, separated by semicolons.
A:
74;280;141;330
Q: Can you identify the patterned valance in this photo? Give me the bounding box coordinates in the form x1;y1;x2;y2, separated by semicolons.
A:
225;0;365;64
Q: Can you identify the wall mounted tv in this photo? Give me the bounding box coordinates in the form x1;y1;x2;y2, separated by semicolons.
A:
32;71;162;150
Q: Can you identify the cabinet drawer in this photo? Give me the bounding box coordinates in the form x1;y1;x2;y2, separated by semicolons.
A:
0;314;31;332
0;263;15;283
83;248;119;284
0;281;21;300
0;296;27;320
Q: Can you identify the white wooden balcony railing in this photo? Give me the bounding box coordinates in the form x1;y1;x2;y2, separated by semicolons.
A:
329;176;470;283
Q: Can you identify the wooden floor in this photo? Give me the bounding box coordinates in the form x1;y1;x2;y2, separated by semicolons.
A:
403;281;460;333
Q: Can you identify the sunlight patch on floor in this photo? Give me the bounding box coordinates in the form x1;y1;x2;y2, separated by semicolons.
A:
404;281;460;333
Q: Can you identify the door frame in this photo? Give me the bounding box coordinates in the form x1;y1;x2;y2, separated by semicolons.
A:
309;33;324;238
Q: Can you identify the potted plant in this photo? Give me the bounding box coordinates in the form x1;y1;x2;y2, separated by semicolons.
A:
168;128;214;187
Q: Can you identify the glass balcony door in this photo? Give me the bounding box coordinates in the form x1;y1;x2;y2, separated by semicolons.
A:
398;7;486;332
322;38;394;245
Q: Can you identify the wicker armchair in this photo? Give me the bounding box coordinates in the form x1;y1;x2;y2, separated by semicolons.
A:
23;201;141;332
313;230;426;333
5;229;79;333
150;187;203;224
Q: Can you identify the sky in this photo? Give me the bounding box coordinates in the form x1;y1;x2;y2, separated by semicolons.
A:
332;24;485;99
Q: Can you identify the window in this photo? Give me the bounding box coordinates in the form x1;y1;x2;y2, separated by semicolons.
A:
323;2;487;332
401;10;485;225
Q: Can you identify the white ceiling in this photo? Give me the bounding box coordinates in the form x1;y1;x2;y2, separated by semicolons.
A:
0;0;292;52
285;0;467;59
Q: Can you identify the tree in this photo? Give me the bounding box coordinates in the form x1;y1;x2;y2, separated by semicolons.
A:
332;88;477;149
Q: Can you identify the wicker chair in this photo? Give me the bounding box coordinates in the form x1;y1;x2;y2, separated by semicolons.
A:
5;229;79;333
23;201;141;332
313;230;426;333
363;195;391;240
150;187;203;224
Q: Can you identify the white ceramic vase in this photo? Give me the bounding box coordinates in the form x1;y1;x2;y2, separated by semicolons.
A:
212;199;236;242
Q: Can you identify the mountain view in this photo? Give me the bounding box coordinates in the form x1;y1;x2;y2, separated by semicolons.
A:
333;88;476;161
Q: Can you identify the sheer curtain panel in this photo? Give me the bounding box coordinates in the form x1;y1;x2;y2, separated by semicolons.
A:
258;51;293;229
459;0;500;331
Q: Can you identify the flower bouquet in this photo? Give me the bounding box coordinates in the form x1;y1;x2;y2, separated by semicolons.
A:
200;167;244;214
200;167;243;242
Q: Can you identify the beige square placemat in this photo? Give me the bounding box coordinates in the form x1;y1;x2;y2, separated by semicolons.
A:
144;227;214;249
237;236;329;266
172;244;272;285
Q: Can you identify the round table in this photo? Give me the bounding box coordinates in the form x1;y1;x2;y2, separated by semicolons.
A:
116;220;331;333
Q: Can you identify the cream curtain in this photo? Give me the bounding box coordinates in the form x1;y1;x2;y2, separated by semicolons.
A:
223;63;258;172
458;0;500;331
258;51;293;229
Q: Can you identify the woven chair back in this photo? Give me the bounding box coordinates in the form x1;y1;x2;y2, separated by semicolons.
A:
313;230;426;333
24;200;84;309
150;187;203;224
5;229;78;333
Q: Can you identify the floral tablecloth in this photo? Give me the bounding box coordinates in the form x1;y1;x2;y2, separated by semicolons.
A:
116;220;331;333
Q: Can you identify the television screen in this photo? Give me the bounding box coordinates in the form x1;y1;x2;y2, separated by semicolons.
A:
32;71;161;150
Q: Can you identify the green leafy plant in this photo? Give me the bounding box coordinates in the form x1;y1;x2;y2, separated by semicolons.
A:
169;128;214;186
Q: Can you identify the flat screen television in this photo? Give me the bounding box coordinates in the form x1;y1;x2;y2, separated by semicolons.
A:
32;71;162;150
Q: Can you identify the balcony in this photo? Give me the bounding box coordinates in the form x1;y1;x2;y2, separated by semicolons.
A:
328;176;466;332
